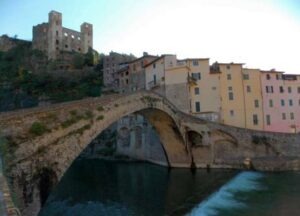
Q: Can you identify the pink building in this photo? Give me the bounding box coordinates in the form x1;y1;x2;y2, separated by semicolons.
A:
261;70;300;133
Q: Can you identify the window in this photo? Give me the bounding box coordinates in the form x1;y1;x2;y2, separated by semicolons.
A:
281;99;285;106
126;79;128;84
229;92;234;100
282;113;286;120
279;86;284;93
230;110;234;116
226;65;230;70
290;112;294;120
266;115;271;125
253;114;258;125
212;87;217;90
228;86;233;91
266;74;271;80
269;99;273;107
192;73;201;80
195;101;201;112
153;75;157;85
246;85;251;93
126;71;129;75
56;20;59;25
289;99;293;106
194;87;200;95
298;87;300;93
153;63;156;69
254;99;259;108
78;48;81;51
133;64;136;71
288;87;292;93
227;74;232;80
243;74;249;80
276;74;280;80
65;44;68;48
193;60;199;66
266;86;274;93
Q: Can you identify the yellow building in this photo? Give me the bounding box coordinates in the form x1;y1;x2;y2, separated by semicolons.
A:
185;59;221;121
217;63;246;128
242;68;264;130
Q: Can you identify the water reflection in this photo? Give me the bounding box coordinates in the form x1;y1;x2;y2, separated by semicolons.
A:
39;159;237;216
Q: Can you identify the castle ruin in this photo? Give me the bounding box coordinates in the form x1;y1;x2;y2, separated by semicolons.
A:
32;10;93;60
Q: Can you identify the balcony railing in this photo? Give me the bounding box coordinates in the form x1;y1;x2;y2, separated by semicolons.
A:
187;75;197;85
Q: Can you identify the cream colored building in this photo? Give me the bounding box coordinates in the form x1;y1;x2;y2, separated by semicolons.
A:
242;68;264;130
186;59;220;121
217;63;246;128
145;56;221;119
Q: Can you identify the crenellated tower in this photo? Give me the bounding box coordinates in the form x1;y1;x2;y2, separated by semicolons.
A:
48;11;63;59
80;22;93;53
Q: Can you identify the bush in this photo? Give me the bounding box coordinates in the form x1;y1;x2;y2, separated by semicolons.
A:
30;122;48;136
96;115;104;121
97;106;104;111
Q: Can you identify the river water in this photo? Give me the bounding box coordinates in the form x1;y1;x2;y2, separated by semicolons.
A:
39;159;300;216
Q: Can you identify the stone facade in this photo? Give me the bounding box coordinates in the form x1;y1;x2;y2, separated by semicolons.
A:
32;11;93;60
118;54;157;93
103;52;136;89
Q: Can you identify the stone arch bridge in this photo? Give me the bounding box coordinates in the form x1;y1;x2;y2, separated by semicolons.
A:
0;91;299;216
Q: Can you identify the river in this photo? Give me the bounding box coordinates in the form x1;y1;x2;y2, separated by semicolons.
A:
39;159;300;216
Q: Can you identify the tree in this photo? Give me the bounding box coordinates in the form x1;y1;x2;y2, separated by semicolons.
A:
72;53;84;69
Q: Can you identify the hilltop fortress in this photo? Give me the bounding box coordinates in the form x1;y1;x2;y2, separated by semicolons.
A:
32;10;93;60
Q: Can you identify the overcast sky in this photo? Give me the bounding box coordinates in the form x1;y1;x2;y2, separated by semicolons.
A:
1;0;299;74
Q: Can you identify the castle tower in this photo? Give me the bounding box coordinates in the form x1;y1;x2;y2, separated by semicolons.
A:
80;22;93;53
48;11;63;59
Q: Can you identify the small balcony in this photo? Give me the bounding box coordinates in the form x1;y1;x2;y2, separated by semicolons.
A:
187;75;197;85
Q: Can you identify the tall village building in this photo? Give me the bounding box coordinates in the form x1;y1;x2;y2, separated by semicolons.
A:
115;54;300;133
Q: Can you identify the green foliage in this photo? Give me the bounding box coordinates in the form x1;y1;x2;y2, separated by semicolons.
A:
84;110;94;119
0;41;103;111
96;115;104;121
61;115;83;128
69;110;78;116
84;48;94;66
97;106;104;111
0;137;8;156
76;124;91;135
72;54;85;69
29;122;48;136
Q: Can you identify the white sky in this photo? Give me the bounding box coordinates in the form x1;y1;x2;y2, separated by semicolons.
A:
95;0;300;74
1;0;299;74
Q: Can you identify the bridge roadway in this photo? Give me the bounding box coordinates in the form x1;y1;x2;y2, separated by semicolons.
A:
0;90;299;216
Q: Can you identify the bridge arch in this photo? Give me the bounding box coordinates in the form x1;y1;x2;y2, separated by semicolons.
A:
0;92;192;215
